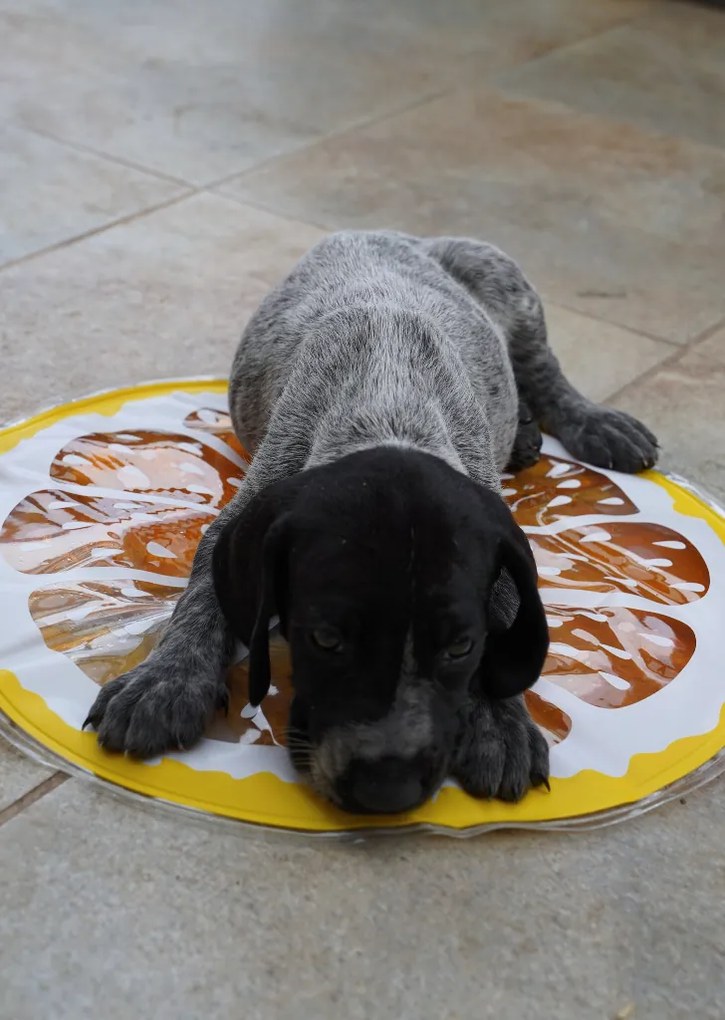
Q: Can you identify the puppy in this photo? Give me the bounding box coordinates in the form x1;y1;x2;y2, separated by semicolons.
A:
85;231;658;814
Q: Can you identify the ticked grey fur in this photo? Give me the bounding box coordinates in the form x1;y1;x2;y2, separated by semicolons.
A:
86;231;658;795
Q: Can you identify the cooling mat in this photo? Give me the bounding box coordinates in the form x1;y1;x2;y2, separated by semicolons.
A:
1;379;723;836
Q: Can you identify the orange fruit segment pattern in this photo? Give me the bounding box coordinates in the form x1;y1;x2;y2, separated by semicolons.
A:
0;428;710;753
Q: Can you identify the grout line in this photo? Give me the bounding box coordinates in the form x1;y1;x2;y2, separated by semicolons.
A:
16;123;194;188
685;314;725;348
202;141;334;193
2;0;648;202
209;189;332;234
465;1;651;87
543;298;682;348
491;12;636;86
205;86;454;192
208;0;650;197
604;343;691;404
0;772;69;828
605;312;725;408
485;57;725;165
0;87;457;271
5;86;455;203
0;188;197;273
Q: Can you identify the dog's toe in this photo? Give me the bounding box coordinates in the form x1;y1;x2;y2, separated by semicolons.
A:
453;695;550;802
85;659;223;757
507;418;543;473
557;404;658;474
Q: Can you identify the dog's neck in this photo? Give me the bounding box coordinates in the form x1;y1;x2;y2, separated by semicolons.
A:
296;304;502;491
305;393;467;475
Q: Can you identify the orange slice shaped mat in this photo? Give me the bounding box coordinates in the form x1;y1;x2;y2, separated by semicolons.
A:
1;380;724;837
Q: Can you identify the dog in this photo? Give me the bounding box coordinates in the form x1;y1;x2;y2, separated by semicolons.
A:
85;231;658;814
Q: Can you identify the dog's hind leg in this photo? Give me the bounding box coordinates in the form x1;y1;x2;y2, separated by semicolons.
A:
426;237;659;473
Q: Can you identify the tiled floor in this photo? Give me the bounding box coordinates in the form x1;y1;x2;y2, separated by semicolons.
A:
0;1;724;1017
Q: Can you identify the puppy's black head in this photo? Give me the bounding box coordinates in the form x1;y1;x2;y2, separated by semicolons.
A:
213;448;548;814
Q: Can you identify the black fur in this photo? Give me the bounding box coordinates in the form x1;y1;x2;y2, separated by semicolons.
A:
213;447;549;813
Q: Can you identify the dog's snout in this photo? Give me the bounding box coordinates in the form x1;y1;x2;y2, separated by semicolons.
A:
344;756;425;814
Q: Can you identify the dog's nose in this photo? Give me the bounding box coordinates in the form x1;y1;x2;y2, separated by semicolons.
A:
346;757;424;814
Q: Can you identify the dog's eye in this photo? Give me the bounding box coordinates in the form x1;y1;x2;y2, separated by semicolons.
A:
445;637;474;659
310;627;343;652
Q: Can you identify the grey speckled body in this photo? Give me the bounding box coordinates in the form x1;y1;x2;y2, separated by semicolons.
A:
229;231;520;488
85;230;658;806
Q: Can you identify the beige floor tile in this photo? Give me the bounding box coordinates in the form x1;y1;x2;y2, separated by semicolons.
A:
0;193;324;422
612;329;725;501
0;0;650;184
0;36;321;185
0;3;458;186
0;777;723;1019
497;5;725;151
459;0;652;69
0;124;184;264
0;739;54;813
224;87;725;344
545;304;673;401
1;5;724;1019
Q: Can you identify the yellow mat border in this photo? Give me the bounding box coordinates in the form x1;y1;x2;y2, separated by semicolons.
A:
1;379;724;834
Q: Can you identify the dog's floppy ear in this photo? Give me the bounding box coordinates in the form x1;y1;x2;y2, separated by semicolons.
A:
476;495;549;700
212;484;296;707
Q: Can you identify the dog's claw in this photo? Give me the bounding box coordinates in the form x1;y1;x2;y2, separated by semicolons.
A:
453;695;550;802
555;404;658;475
84;659;225;757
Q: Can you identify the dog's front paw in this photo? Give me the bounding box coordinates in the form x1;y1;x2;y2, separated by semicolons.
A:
84;656;225;757
556;403;658;474
507;415;543;472
453;695;549;802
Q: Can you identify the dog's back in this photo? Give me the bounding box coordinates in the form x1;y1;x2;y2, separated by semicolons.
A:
229;230;519;483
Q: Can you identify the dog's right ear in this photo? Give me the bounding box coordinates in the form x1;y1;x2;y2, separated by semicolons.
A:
212;482;298;706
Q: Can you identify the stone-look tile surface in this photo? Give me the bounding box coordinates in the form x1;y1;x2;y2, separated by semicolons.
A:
545;304;673;401
224;87;725;344
1;1;724;1018
0;739;54;813
459;0;653;70
497;5;725;151
612;330;725;502
0;124;183;264
0;193;324;422
0;0;649;184
1;779;723;1020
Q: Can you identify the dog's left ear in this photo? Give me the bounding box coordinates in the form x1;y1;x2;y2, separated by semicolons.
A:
476;493;550;700
212;483;296;707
